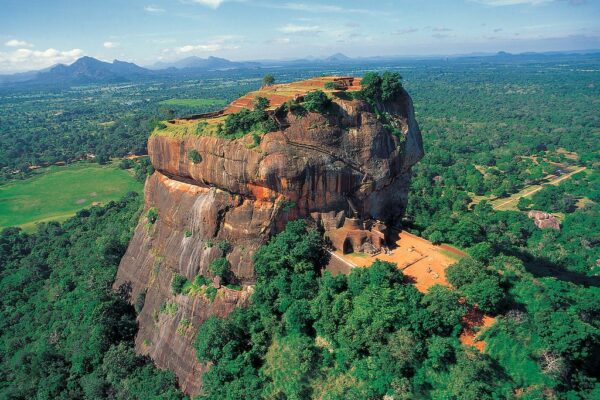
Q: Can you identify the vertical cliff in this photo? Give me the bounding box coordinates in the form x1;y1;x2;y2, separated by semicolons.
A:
114;76;423;395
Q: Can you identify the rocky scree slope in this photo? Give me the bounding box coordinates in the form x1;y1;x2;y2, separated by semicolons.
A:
114;76;424;395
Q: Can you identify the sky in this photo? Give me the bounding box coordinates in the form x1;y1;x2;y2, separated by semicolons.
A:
0;0;599;73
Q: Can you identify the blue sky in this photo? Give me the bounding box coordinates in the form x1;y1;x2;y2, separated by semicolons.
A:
1;0;599;72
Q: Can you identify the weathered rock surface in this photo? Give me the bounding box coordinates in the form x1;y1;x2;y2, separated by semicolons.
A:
114;79;423;395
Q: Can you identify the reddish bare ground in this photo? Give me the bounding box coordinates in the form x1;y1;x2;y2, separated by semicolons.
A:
172;76;363;125
459;307;496;351
343;231;463;292
339;231;495;352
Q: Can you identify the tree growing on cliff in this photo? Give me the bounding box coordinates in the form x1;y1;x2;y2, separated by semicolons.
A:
222;106;276;138
303;90;331;114
188;149;202;164
209;257;231;282
147;207;158;224
358;71;403;104
171;273;188;295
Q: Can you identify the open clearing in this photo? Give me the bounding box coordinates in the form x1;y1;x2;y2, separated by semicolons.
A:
0;163;142;232
342;231;464;292
159;98;227;107
338;231;494;350
491;166;586;211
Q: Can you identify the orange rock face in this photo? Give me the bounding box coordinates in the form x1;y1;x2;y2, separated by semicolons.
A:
114;80;423;395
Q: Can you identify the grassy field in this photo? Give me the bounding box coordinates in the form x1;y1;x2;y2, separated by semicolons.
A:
0;163;143;232
159;98;227;107
490;166;586;211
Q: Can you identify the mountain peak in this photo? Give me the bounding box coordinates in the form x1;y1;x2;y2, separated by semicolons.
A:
325;53;351;61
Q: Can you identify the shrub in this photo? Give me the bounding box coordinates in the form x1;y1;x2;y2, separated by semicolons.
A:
217;240;232;254
160;302;178;315
205;285;217;302
119;159;134;170
303;90;331;113
222;108;275;138
280;199;296;212
171;274;188;295
180;274;209;296
188;149;202;164
253;96;270;111
247;133;261;149
147;208;158;224
195;121;208;135
284;99;307;117
134;290;146;314
324;81;345;90
209;257;231;280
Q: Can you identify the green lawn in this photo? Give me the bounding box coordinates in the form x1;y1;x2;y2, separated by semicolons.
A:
159;98;227;107
0;163;143;232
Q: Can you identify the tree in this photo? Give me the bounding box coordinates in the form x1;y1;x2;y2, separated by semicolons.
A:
444;348;506;400
195;316;231;363
262;334;318;400
262;74;275;86
461;276;504;313
253;96;270;111
147;207;158;224
188;149;202;164
358;71;402;104
209;257;231;281
421;285;467;335
446;258;505;314
171;274;187;295
303;90;331;113
381;71;403;101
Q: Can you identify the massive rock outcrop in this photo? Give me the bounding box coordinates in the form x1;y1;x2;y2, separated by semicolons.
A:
114;76;423;395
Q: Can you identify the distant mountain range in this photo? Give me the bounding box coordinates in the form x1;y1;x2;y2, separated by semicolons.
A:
1;50;598;87
0;57;154;85
149;56;260;70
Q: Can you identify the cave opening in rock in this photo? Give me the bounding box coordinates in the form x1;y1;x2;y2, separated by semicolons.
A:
343;237;354;254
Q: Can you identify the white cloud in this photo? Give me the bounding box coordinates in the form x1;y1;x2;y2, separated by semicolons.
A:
276;2;382;15
278;24;320;34
189;0;226;9
266;37;291;45
471;0;552;5
144;5;165;13
174;36;241;54
103;41;119;49
5;39;33;48
177;43;223;53
0;47;84;73
281;3;344;12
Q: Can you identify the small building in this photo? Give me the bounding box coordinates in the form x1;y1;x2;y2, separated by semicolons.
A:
528;210;560;230
326;217;387;255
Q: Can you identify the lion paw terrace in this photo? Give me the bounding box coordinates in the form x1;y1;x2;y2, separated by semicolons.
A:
166;76;362;126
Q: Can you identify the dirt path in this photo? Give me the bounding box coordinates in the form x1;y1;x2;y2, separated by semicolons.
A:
328;250;357;269
493;166;586;210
